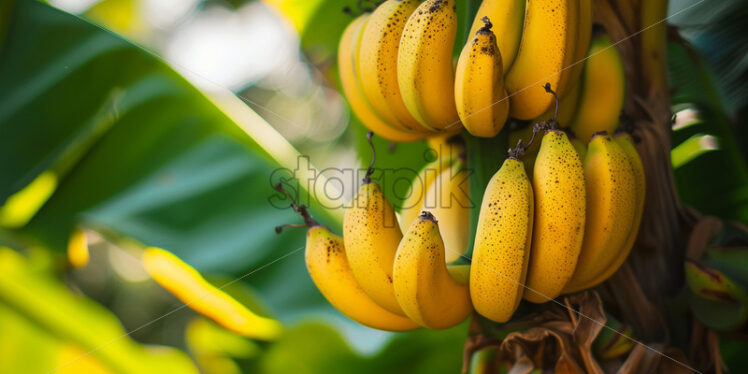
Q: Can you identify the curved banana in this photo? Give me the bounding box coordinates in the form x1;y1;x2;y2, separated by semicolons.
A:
425;161;471;262
467;0;525;72
505;0;579;120
393;212;472;329
397;0;460;130
559;0;593;103
533;0;591;123
360;0;431;132
569;35;626;142
471;157;533;322
399;155;455;233
306;226;419;331
455;18;509;138
565;132;645;291
564;132;636;291
426;135;462;160
640;0;668;91
344;182;406;315
338;15;424;142
524;129;586;303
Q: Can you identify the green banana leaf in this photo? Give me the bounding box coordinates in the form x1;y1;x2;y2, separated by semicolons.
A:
0;0;348;327
0;2;473;370
667;40;748;223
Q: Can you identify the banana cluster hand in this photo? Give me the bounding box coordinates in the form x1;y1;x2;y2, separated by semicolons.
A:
279;116;643;329
299;0;647;330
338;0;605;139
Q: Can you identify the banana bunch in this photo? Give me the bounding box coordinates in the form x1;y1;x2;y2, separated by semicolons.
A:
303;0;644;330
337;0;595;139
280;116;644;329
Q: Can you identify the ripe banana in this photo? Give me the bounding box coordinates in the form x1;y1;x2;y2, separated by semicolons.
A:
360;0;432;132
393;212;472;329
524;129;586;303
397;0;460;130
532;0;591;123
344;181;406;315
338;15;424;142
640;0;668;92
424;161;471;262
455;18;509;138
470;157;533;322
467;0;525;72
505;0;579;120
399;154;455;233
569;35;626;142
532;0;591;130
564;132;636;291
559;0;593;103
564;132;644;291
306;225;419;331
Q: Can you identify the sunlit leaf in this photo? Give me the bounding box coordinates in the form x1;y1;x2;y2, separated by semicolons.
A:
143;247;283;340
671;134;719;169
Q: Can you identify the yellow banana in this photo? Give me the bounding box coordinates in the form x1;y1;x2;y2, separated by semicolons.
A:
505;0;579;120
524;0;588;127
338;15;424;142
455;18;509;138
360;0;432;132
426;135;462;160
397;0;460;130
399;155;455;233
640;0;668;92
532;0;590;124
344;181;406;315
306;225;418;331
393;212;472;329
559;0;593;103
470;157;533;322
564;132;636;291
467;0;525;72
569;35;626;142
565;132;645;291
424;161;471;262
524;129;586;303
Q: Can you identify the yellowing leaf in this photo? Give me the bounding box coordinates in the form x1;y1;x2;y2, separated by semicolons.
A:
142;248;282;340
0;171;57;228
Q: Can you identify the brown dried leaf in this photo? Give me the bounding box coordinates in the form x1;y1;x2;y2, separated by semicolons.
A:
686;216;724;260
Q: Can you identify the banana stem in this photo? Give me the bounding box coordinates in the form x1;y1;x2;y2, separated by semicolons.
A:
363;131;376;184
273;182;319;232
543;83;560;126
